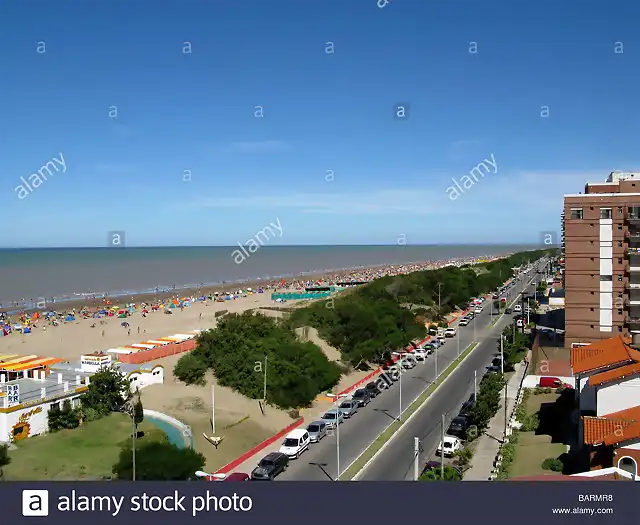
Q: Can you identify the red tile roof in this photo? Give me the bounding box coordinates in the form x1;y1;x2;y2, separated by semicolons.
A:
571;336;640;375
582;406;640;446
589;361;640;386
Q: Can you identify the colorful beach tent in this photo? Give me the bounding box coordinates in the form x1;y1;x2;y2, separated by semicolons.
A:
130;344;156;349
23;327;31;334
65;315;75;322
146;340;170;345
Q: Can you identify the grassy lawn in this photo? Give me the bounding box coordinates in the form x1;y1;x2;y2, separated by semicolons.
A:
505;391;567;478
508;432;566;477
4;413;167;480
525;392;559;415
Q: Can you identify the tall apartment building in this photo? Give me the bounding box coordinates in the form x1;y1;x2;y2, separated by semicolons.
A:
564;172;640;348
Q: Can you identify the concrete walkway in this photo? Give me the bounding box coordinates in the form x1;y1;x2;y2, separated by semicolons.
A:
464;360;529;481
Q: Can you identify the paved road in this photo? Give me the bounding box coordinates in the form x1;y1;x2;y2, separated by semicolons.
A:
276;266;542;481
357;266;544;480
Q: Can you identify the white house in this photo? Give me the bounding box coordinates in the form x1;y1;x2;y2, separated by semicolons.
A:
571;335;640;476
0;369;92;443
51;352;164;393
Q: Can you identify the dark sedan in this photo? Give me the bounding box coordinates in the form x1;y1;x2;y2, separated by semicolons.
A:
365;381;381;398
352;388;372;407
250;452;289;480
447;416;470;439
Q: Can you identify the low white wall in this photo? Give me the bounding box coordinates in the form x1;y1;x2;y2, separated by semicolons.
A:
143;409;190;436
522;375;575;389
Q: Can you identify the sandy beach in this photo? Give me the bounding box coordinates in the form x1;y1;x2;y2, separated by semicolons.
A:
0;256;496;471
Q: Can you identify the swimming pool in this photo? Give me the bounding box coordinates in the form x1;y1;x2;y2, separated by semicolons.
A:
145;415;192;449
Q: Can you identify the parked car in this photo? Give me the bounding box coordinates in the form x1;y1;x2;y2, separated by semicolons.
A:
513;304;522;312
459;400;474;418
400;358;415;369
423;343;436;354
221;472;250;481
251;452;289;480
437;334;446;345
474;306;482;314
365;381;381;397
279;428;310;459
505;308;512;314
381;365;399;382
445;327;457;337
447;416;470;438
306;421;328;442
321;409;345;429
339;399;359;418
437;436;462;458
413;348;427;360
538;376;572;389
352;388;372;407
458;318;469;326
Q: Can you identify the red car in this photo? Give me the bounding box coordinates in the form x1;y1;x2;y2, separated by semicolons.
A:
219;472;250;481
538;377;572;389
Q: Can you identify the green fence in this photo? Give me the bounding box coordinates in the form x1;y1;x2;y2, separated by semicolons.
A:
271;292;332;300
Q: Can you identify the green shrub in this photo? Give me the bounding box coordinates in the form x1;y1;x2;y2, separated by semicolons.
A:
83;407;102;422
520;413;539;432
173;353;208;386
541;458;563;472
181;312;342;409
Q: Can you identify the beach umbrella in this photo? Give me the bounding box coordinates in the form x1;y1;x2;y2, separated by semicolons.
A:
121;321;129;327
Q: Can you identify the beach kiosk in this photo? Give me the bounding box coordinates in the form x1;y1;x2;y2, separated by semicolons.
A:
80;352;112;373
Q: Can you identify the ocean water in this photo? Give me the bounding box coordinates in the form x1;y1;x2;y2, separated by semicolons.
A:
0;245;536;305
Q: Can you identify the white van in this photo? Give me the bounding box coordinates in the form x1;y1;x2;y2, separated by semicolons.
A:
514;304;522;312
279;428;310;459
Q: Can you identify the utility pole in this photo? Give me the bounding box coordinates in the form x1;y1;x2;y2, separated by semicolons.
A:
441;414;445;480
457;328;460;359
211;382;216;434
263;354;268;402
414;437;420;481
336;396;340;481
131;411;136;481
437;283;443;316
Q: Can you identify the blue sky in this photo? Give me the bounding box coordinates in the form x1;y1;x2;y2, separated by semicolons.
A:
1;0;639;247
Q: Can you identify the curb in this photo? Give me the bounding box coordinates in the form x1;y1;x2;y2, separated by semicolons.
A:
214;417;305;474
347;342;479;481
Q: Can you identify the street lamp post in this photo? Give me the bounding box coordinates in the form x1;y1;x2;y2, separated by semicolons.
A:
326;392;349;481
391;351;409;421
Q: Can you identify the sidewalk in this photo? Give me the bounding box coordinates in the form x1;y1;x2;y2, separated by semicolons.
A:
463;359;529;481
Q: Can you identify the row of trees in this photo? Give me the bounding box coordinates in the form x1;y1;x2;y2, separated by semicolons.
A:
174;311;342;409
469;372;506;433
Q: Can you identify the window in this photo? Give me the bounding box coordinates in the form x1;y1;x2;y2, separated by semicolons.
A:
619;258;623;264
600;275;612;281
600;208;612;219
618;275;623;281
618;457;638;476
618;310;623;315
570;208;583;219
51;402;60;411
618;241;623;247
618;207;623;214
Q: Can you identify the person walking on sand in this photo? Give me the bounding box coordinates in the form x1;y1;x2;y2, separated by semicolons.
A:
128;328;131;336
137;326;140;334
